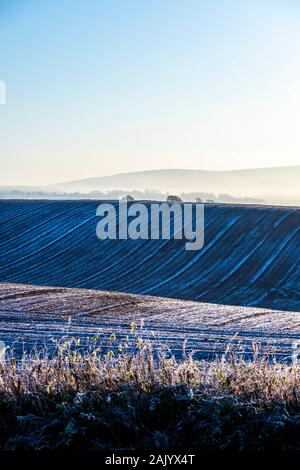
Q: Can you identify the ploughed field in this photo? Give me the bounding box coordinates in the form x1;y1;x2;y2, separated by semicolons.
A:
0;200;299;311
0;282;299;360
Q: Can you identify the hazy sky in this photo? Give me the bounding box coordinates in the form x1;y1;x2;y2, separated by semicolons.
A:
0;0;300;185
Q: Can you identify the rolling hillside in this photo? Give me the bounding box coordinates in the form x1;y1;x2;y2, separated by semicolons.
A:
1;282;299;359
0;200;299;311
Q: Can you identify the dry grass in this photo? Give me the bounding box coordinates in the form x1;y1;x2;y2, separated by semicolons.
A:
0;328;300;451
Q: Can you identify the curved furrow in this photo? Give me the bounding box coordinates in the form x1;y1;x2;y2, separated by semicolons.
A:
0;201;89;254
118;206;234;293
0;206;96;271
142;214;241;295
195;209;299;303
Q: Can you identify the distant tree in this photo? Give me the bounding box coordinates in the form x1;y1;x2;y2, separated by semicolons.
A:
121;194;134;202
167;195;183;203
195;196;204;203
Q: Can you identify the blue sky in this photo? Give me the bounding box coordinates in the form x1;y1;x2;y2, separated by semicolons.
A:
0;0;300;185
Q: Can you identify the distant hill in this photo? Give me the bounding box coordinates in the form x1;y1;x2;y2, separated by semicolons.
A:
1;166;299;205
50;166;300;205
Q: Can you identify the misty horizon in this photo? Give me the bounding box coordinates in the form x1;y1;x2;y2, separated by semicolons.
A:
0;164;299;187
1;166;299;206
